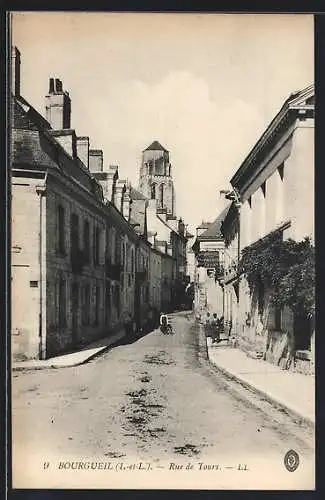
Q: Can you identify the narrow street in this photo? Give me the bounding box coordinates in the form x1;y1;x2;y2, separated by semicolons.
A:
12;312;314;489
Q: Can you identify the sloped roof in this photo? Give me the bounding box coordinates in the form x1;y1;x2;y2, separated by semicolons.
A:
143;141;169;153
12;94;102;200
231;84;314;188
198;205;231;241
14;94;52;131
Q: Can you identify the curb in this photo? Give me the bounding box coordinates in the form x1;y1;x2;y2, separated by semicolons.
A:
207;350;315;429
12;330;127;371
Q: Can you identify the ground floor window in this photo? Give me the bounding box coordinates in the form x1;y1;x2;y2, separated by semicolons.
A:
58;278;67;327
113;284;120;317
105;283;111;325
82;284;91;325
95;285;100;325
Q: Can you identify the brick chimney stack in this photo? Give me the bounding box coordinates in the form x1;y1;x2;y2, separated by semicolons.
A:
11;46;21;97
45;78;71;130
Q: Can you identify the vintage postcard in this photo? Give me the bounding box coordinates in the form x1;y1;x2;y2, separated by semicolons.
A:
10;12;315;490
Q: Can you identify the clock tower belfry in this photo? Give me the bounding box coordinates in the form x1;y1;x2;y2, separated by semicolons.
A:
138;140;175;216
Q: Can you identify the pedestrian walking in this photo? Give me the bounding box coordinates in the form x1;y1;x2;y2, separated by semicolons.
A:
211;313;220;343
204;311;211;337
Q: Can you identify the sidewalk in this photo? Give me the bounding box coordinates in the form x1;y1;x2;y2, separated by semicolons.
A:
12;328;126;371
207;341;315;426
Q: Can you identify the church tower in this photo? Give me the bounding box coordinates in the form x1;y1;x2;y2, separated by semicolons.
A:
138;141;175;216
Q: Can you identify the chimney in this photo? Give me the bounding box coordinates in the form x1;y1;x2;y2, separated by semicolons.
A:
11;46;21;97
89;149;103;173
45;78;71;130
122;184;132;221
49;129;77;158
76;136;89;169
93;165;118;203
115;181;126;212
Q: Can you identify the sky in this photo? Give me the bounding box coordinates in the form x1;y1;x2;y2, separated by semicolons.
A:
11;12;314;234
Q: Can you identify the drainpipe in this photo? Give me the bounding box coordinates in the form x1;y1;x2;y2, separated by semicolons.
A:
36;181;47;360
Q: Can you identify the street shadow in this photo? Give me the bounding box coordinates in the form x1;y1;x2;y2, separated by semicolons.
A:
118;326;159;346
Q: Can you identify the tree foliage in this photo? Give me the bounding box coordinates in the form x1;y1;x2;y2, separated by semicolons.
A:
238;235;315;318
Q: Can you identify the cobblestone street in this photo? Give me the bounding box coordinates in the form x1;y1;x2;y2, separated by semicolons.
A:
12;312;314;489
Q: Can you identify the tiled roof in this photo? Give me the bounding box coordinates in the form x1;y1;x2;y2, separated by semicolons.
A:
12;94;102;199
198;205;230;241
143;141;169;153
14;95;52;131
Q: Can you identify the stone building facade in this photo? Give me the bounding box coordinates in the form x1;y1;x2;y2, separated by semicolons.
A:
138;142;189;309
192;208;229;318
10;48;176;361
139;141;175;216
226;84;315;374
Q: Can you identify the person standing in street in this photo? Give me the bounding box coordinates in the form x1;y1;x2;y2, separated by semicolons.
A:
204;311;211;337
211;313;219;343
159;312;172;334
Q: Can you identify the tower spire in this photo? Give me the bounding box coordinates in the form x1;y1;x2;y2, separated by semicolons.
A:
138;140;175;216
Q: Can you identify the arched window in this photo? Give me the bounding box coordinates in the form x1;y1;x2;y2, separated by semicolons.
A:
160;184;164;208
151;183;156;199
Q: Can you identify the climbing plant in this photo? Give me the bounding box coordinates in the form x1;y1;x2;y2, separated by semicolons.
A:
238;235;315;319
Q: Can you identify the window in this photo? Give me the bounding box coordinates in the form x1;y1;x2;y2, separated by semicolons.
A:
115;234;121;265
114;284;120;316
94;226;100;266
131;249;135;278
151;183;156;199
83;220;90;263
58;278;66;327
121;242;125;266
57;205;65;254
106;227;111;260
71;213;79;254
95;285;100;325
105;283;111;325
160;184;164;208
82;284;90;325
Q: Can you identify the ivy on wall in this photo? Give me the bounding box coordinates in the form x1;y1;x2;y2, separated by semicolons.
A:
238;235;315;319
